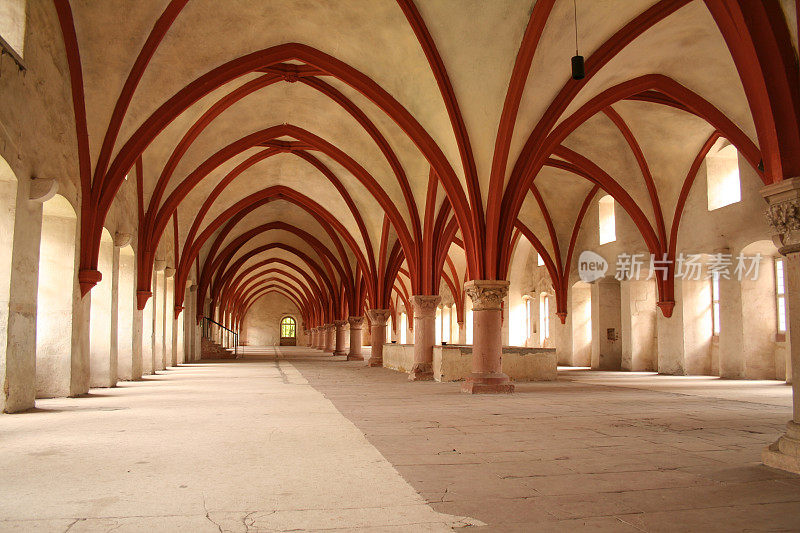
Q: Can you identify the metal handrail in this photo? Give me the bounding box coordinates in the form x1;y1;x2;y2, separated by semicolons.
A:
202;317;239;357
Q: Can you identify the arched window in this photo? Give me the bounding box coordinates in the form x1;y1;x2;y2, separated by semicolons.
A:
776;258;787;335
599;195;616;244
710;272;721;337
435;306;442;344
524;296;532;342
280;316;296;339
400;312;408;343
539;294;550;346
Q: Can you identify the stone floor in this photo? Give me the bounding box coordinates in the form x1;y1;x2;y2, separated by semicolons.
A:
0;353;475;532
1;346;799;532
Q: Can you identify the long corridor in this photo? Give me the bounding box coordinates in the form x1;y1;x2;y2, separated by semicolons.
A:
0;351;476;532
1;348;800;532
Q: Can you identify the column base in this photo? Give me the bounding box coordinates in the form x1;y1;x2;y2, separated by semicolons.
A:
368;357;383;367
461;372;514;394
334;350;347;357
762;421;800;474
346;354;364;361
408;362;433;381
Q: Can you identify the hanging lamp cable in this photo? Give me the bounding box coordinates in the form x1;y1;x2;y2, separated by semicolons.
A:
571;0;585;80
573;0;579;55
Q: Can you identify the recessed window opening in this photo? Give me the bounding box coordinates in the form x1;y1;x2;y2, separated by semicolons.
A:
599;195;616;244
711;273;720;337
539;294;550;345
706;143;741;211
776;258;787;335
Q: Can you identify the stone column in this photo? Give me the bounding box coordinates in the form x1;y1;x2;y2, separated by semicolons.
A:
367;309;390;367
409;295;441;381
462;280;514;393
324;323;335;353
316;327;324;349
457;321;466;345
2;176;43;412
315;327;325;350
347;316;364;360
334;320;348;356
762;178;800;473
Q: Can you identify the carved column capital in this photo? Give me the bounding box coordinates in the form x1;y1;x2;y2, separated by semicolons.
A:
464;280;509;311
762;177;800;255
334;320;347;328
411;295;441;318
113;232;132;248
347;316;364;329
367;308;391;326
28;176;58;203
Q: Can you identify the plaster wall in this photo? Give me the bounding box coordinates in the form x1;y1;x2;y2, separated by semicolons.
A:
621;279;657;371
591;279;622;370
141;284;154;375
165;277;175;367
35;196;78;398
116;246;136;379
241;292;305;346
683;277;713;376
89;230;114;387
571;282;591;367
154;271;165;371
719;275;745;378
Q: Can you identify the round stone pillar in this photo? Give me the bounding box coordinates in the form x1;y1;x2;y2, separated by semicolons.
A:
315;327;323;349
409;295;441;381
347;317;365;360
310;327;318;349
316;325;323;350
314;326;328;351
334;320;348;356
324;324;335;353
762;177;800;473
462;280;513;394
366;309;391;367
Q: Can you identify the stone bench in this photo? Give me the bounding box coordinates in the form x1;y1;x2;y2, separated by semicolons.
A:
382;343;557;382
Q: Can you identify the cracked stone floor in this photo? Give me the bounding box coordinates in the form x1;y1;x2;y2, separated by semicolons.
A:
1;347;800;532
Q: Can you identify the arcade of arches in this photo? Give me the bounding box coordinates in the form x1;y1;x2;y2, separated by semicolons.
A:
2;0;800;530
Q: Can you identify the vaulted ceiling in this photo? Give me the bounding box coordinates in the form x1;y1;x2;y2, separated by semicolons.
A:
52;0;799;328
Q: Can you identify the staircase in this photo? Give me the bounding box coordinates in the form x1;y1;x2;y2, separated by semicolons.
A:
201;337;237;360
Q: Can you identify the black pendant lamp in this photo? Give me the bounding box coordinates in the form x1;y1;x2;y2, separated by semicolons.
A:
571;0;584;80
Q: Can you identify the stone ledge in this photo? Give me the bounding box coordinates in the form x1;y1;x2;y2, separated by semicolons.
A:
382;344;557;383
